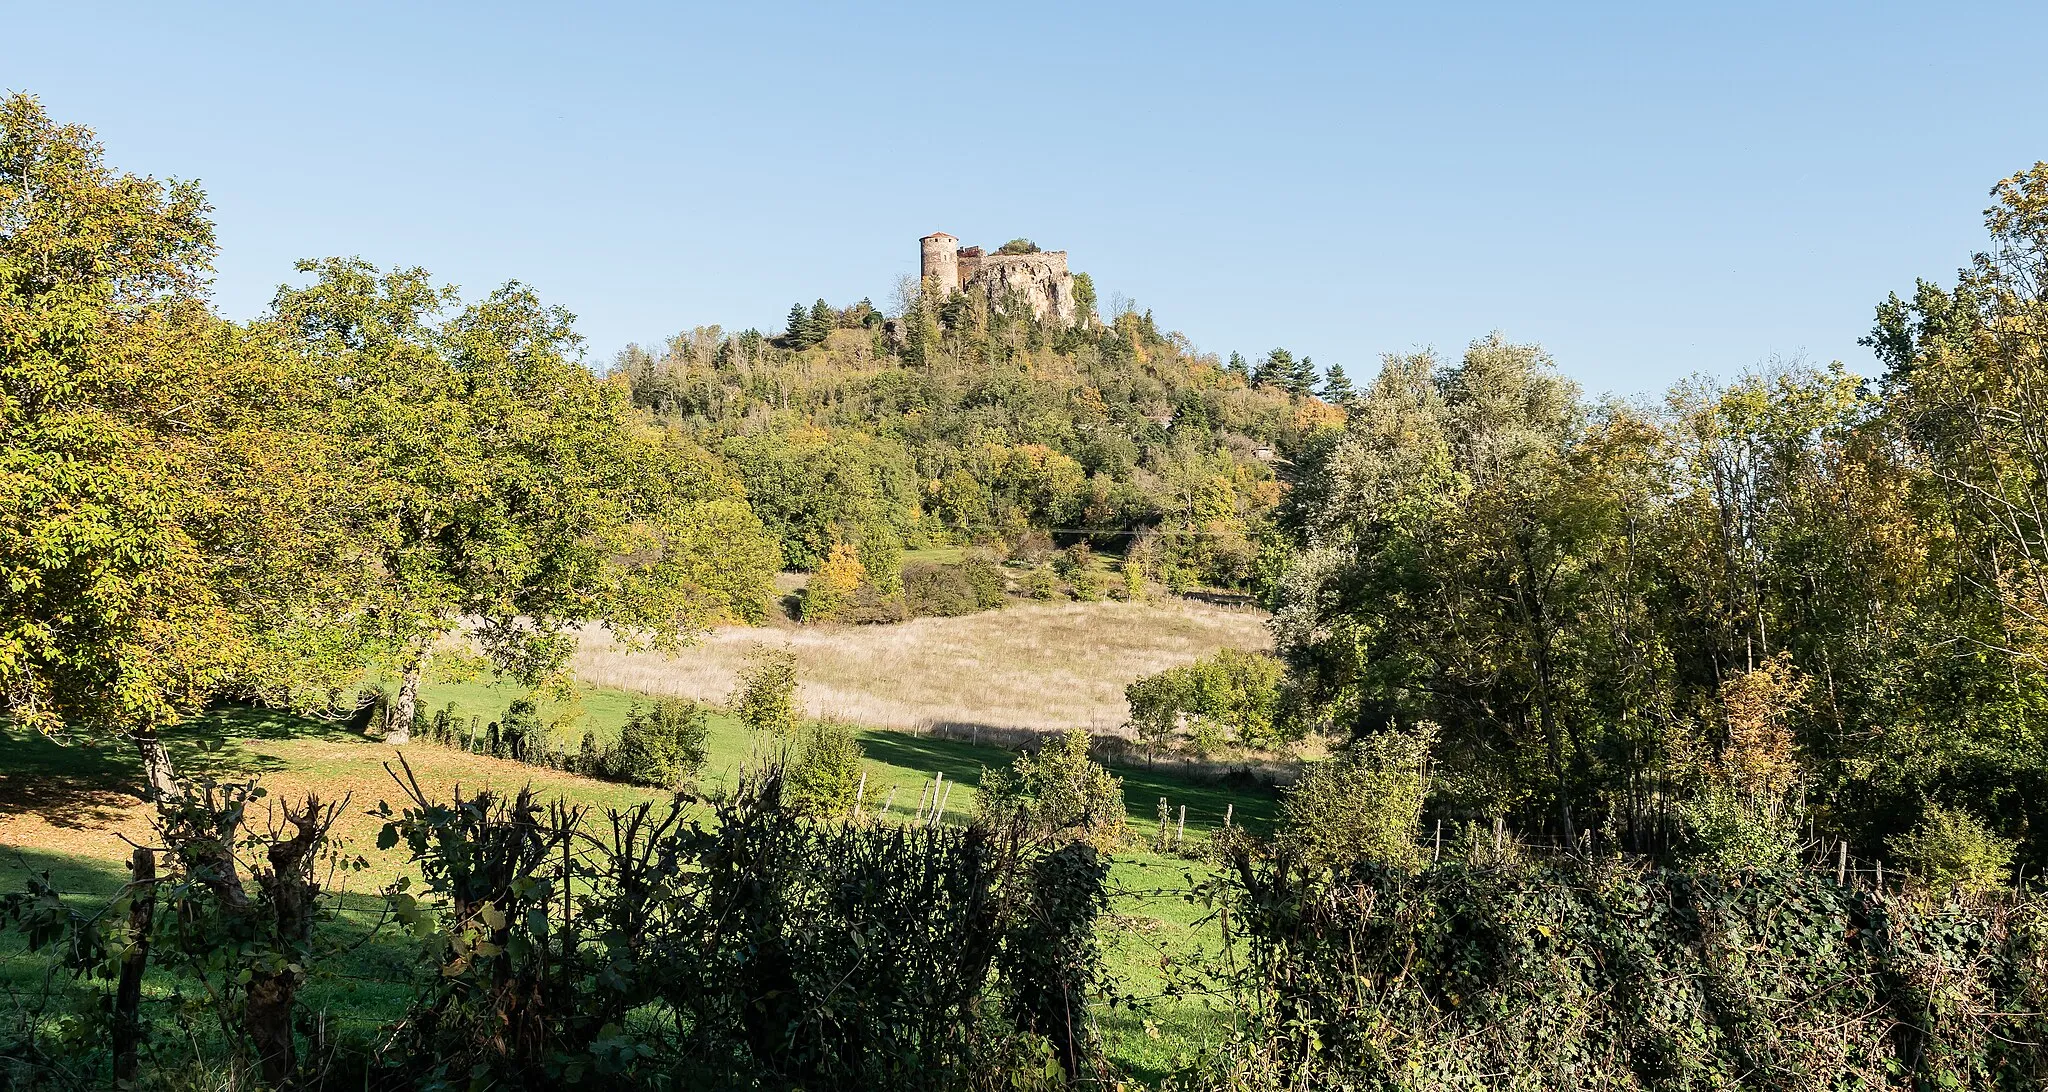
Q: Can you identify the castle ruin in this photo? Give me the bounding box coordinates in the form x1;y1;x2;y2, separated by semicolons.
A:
919;232;1078;326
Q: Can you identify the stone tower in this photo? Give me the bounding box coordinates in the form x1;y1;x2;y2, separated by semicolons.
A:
919;232;960;295
917;232;1078;326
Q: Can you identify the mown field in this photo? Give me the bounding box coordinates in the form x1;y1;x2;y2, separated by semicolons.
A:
0;669;1279;1083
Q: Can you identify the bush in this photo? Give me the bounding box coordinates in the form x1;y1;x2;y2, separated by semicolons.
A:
1022;565;1061;600
1126;648;1285;751
1890;803;2017;895
614;697;710;789
977;730;1127;849
736;649;800;735
800;541;865;622
840;583;907;624
962;549;1008;608
1009;529;1055;563
1279;726;1432;871
1051;543;1091;578
1068;569;1108;601
1678;783;1801;874
1209;850;2048;1090
903;561;978;617
497;698;544;762
785;720;865;819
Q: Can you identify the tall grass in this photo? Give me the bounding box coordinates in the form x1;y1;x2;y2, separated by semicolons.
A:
572;597;1273;739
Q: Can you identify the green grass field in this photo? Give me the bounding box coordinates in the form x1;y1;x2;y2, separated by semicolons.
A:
0;677;1276;1083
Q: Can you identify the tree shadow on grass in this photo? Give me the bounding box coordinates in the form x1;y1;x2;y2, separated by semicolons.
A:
0;706;360;830
1116;765;1279;835
852;729;1017;785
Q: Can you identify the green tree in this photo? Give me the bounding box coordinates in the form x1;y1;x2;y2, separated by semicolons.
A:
1321;362;1354;404
271;259;769;743
0;94;359;796
1072;271;1097;326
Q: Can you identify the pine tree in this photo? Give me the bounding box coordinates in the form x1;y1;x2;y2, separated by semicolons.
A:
806;299;835;347
1290;354;1320;397
1227;351;1251;380
1322;362;1355;404
1253;348;1292;389
783;303;810;346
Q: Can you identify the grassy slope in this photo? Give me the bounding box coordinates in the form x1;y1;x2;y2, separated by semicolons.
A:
0;678;1275;1082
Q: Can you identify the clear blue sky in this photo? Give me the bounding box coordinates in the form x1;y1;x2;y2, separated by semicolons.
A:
9;2;2045;394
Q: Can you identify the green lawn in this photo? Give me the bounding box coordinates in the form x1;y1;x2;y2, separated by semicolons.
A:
0;677;1279;1083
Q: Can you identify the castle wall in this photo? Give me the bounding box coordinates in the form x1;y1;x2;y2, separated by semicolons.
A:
971;250;1075;326
919;235;1076;327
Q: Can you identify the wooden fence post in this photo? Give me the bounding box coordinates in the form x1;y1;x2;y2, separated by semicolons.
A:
933;782;953;826
1176;805;1186;845
882;786;899;820
114;847;155;1084
852;771;867;818
1433;819;1442;863
1223;803;1234;829
1836;840;1848;885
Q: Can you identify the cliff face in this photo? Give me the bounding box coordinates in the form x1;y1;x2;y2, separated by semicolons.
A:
970;251;1076;326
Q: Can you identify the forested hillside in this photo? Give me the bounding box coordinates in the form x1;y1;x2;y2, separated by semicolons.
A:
614;293;1343;588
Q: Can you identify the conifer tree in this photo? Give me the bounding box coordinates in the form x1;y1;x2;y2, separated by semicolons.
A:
1322;362;1355;403
807;298;835;346
1253;348;1292;389
783;303;809;346
1227;351;1251;380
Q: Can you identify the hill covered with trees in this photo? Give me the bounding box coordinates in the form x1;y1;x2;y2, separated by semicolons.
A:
614;285;1345;591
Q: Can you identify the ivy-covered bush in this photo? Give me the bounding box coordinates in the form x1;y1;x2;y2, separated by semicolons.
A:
1188;848;2048;1091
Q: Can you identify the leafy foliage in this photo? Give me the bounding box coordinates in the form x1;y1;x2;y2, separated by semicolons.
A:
613;697;711;789
1278;727;1433;871
977;730;1128;849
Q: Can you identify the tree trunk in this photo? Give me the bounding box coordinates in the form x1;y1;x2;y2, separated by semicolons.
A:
113;847;156;1084
134;727;181;802
386;649;424;745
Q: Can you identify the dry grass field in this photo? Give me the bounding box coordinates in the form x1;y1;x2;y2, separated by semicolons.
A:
573;596;1273;739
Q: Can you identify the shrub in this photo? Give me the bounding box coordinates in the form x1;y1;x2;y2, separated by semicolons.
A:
1126;648;1285;751
903;561;978;617
1890;803;2017;895
962;549;1008;608
996;238;1041;255
497;698;544;762
615;697;710;789
840;583;908;624
800;541;865;622
1213;850;2048;1090
1051;543;1091;578
1009;529;1055;563
1678;782;1801;874
736;649;800;735
1069;568;1108;601
1022;566;1061;600
785;720;865;818
977;729;1127;849
1279;726;1432;871
1120;561;1146;601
